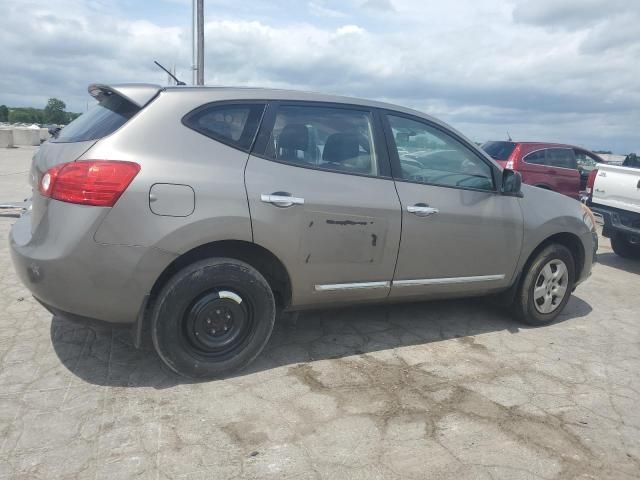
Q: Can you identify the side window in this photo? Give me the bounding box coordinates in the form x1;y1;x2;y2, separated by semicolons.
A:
547;148;577;169
264;105;379;176
524;150;547;166
575;150;598;173
387;114;494;191
183;103;265;151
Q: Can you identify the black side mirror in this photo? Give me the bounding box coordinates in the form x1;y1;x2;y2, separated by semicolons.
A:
502;169;523;197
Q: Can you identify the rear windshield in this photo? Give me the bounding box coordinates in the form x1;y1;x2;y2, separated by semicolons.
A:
482;141;516;161
54;94;140;143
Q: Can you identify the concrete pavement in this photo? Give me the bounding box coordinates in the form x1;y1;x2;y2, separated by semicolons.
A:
1;146;639;479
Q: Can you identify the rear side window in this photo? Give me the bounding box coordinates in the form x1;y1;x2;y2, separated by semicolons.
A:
54;94;139;143
183;103;265;152
264;105;379;176
547;148;577;169
482;141;516;161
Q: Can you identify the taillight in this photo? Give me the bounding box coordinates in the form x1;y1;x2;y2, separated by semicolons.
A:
505;144;520;170
586;169;598;195
38;161;140;207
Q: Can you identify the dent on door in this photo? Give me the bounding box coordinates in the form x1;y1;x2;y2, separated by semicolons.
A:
302;211;387;265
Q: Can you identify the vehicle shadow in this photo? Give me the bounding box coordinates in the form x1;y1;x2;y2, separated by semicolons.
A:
50;295;592;388
596;252;640;275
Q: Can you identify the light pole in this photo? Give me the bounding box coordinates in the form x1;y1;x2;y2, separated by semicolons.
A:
196;0;204;85
191;0;196;85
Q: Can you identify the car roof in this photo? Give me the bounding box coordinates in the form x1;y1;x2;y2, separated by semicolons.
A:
163;85;433;118
92;83;494;161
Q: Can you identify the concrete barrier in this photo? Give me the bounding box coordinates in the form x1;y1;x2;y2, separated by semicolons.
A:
39;128;50;142
0;129;13;148
12;128;40;146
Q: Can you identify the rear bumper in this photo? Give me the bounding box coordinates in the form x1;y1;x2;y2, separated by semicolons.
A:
591;204;640;239
9;200;176;324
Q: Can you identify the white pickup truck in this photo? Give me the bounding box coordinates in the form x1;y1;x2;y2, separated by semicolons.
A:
587;154;640;258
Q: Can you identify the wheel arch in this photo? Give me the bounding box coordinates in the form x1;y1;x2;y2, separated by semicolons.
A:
521;232;585;285
149;240;293;310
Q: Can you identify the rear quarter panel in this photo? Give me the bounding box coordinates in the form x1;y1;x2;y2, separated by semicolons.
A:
88;90;254;253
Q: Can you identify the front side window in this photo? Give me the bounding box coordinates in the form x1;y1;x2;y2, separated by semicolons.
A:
575;150;598;173
183;103;265;151
547;148;577;169
387;115;494;191
264;105;378;176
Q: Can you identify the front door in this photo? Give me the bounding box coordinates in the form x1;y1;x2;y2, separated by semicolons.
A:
381;112;523;299
245;103;402;307
545;147;580;199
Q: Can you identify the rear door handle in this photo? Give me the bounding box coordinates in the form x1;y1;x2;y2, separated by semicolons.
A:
407;204;439;217
261;193;305;208
545;170;557;175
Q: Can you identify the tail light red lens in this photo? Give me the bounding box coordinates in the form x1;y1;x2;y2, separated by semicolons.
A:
586;169;598;194
38;161;141;207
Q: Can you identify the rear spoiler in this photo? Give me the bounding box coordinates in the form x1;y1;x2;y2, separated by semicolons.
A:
88;83;163;108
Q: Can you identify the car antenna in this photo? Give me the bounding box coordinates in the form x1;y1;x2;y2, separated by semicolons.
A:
153;60;186;85
507;131;512;141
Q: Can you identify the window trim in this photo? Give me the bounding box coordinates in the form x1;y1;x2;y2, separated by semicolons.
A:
379;109;499;193
181;100;267;153
523;147;578;171
250;100;393;179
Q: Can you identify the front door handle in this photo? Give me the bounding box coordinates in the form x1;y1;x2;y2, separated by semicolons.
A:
261;192;305;208
407;204;439;217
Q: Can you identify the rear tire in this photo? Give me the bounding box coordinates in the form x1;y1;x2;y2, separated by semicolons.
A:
513;244;575;326
610;233;640;259
151;258;275;379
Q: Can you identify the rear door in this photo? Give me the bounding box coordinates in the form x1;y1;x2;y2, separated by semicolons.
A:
381;112;522;299
519;148;551;189
244;102;402;307
545;148;580;199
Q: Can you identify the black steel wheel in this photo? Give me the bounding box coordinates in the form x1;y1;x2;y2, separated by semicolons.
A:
151;258;275;379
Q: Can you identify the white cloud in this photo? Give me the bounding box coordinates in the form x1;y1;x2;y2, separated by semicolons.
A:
1;0;639;153
308;1;347;18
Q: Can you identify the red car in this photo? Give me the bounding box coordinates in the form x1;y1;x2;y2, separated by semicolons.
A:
482;141;603;200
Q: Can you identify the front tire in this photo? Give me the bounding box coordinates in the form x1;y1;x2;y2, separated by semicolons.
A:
610;233;640;259
151;258;276;379
513;244;575;326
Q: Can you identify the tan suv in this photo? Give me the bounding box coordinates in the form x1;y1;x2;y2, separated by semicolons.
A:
10;83;597;378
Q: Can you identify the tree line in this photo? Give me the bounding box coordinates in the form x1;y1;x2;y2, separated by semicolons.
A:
0;98;81;125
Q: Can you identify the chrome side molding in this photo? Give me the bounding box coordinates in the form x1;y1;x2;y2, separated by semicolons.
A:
393;274;505;287
315;281;390;292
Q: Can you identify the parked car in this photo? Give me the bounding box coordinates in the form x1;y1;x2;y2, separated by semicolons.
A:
9;84;598;379
586;154;640;258
482;141;604;199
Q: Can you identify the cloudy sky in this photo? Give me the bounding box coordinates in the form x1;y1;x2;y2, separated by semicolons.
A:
1;0;639;153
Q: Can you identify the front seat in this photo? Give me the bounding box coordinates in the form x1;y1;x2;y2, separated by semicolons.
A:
323;133;363;172
276;124;310;163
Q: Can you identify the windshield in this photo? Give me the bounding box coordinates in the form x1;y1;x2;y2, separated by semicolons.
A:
482;141;516;161
54;94;140;143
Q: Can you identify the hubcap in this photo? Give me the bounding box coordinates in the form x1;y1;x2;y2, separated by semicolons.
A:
183;289;251;355
533;259;569;314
